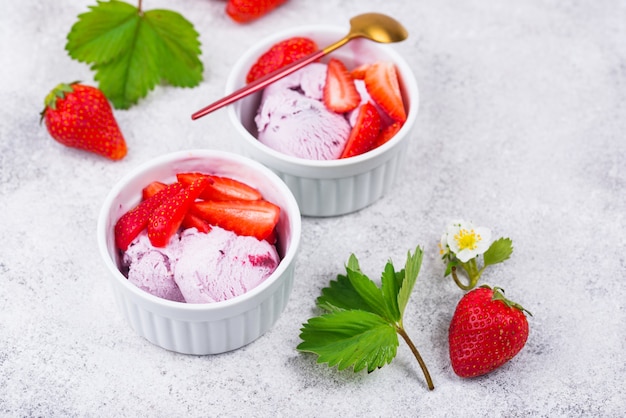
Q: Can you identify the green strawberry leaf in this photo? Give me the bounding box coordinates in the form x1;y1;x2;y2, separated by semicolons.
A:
483;237;514;266
397;247;423;318
297;310;398;373
299;247;434;390
93;27;161;109
144;9;203;87
444;259;459;277
66;1;139;65
344;254;395;322
317;273;374;314
66;0;202;109
380;261;402;322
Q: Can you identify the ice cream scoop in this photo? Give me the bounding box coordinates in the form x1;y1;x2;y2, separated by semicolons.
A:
191;13;408;119
254;63;351;160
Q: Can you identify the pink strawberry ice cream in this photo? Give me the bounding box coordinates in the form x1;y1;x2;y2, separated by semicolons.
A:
123;231;186;303
254;63;352;160
123;227;279;303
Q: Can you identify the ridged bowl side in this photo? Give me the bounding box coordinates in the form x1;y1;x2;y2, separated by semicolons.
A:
274;141;409;216
111;262;295;355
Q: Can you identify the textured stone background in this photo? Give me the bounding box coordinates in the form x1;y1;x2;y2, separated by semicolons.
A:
1;0;625;416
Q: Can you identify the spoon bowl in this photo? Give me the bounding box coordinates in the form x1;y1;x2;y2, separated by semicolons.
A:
191;13;408;120
331;13;408;50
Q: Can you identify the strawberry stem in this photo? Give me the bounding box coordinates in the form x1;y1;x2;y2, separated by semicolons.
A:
396;327;434;390
451;258;484;291
451;266;472;291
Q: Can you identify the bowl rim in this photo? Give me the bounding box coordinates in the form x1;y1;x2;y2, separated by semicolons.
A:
226;24;419;173
96;149;302;313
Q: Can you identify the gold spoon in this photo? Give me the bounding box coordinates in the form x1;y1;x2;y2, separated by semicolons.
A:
191;13;408;120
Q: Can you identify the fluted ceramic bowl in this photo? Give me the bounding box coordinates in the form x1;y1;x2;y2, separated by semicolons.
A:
226;24;419;217
97;150;301;355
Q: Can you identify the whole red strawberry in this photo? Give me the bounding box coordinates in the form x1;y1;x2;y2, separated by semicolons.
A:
41;82;127;160
449;285;530;378
226;0;288;24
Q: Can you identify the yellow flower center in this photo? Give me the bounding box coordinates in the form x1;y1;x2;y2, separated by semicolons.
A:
454;228;482;251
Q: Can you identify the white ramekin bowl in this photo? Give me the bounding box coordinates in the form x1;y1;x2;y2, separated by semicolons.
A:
226;24;419;217
97;150;301;355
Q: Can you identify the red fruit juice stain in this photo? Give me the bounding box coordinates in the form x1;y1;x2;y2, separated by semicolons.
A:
248;253;278;269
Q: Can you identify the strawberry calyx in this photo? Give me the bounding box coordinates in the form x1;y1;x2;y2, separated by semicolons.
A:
482;285;533;316
40;81;80;123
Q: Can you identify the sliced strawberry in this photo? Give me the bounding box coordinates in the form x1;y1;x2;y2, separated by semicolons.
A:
114;183;185;251
323;58;360;113
148;177;210;247
142;181;168;201
191;200;280;242
364;62;407;123
375;121;404;148
181;212;212;234
246;37;318;83
340;102;382;159
264;228;277;245
350;63;370;80
177;172;262;201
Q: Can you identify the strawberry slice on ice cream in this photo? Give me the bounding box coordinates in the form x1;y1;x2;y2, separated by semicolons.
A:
364;62;407;123
192;199;280;242
246;37;318;83
114;182;185;251
323;58;360;113
177;172;262;201
142;181;168;200
148;177;210;247
340;102;382;158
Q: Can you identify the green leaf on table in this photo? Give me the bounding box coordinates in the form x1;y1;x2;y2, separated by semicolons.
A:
297;310;399;373
483;237;514;266
65;0;203;109
380;260;402;322
144;9;203;87
65;0;139;64
343;254;395;321
299;247;432;382
397;247;423;318
317;273;373;314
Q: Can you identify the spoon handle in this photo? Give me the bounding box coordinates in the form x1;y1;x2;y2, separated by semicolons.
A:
191;49;327;120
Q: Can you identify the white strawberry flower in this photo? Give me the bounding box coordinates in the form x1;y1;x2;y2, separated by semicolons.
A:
440;220;512;291
444;220;491;263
